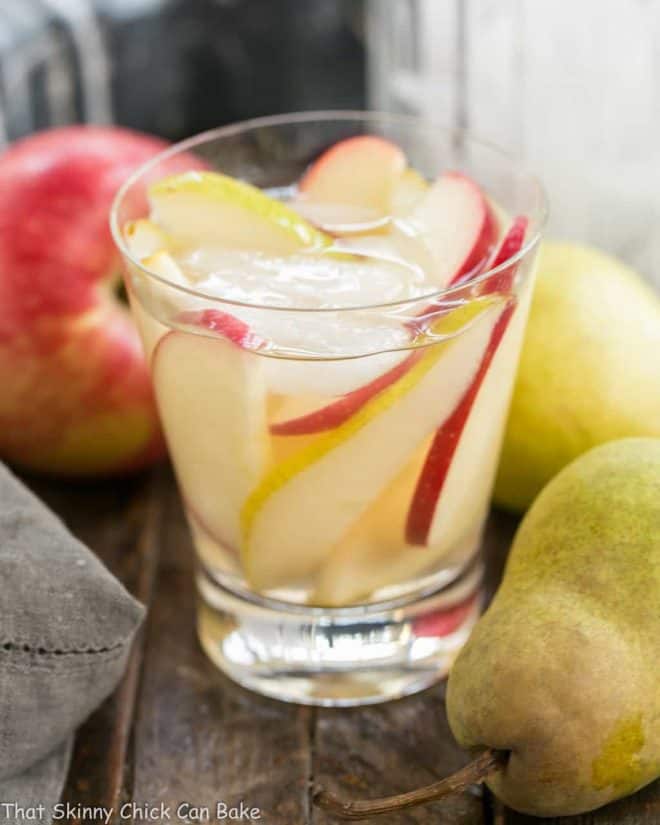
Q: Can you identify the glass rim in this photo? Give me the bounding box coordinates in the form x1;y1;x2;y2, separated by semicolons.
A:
109;109;549;314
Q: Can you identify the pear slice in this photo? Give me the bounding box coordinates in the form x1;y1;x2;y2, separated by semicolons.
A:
123;218;172;260
241;297;504;590
149;170;332;254
127;250;202;359
152;314;270;551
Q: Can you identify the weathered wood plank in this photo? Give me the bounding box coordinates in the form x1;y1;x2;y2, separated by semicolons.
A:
131;476;312;824
310;510;518;825
33;471;660;825
312;689;485;825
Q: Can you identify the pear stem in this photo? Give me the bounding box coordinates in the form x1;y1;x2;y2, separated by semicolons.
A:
313;748;507;821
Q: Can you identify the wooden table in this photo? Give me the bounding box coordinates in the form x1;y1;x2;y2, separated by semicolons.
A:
25;468;660;825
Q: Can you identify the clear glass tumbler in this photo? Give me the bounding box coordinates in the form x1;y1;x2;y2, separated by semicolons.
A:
111;112;547;705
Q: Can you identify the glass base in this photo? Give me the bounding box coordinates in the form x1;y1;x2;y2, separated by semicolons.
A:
196;560;483;706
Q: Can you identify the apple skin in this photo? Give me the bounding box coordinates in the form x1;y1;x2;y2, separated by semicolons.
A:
270;350;422;436
406;219;527;544
0;125;196;476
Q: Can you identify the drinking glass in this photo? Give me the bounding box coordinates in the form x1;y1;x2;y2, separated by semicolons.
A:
111;112;547;705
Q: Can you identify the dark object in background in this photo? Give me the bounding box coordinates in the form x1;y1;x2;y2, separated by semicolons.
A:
0;0;366;146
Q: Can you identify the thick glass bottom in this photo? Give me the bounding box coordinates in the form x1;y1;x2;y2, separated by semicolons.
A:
196;559;483;706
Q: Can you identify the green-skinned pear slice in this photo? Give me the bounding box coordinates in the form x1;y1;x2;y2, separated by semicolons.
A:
241;297;504;590
152;315;270;552
123;218;172;260
149;170;333;254
127;250;197;359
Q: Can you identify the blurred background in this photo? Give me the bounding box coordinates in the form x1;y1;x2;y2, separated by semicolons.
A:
0;0;657;285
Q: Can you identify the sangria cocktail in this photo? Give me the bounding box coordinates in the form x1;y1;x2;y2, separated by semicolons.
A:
112;113;546;705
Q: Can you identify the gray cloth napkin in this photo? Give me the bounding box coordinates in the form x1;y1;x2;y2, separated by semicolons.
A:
0;463;145;822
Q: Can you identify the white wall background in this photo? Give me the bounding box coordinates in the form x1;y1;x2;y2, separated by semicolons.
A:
367;0;660;287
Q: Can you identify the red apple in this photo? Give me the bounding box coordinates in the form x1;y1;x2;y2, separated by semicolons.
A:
405;219;528;545
0;125;198;475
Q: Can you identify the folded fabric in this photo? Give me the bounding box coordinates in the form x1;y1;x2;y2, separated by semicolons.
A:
0;463;144;806
0;740;73;825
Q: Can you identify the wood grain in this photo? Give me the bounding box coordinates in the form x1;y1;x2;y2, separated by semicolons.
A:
131;478;312;824
312;690;485;824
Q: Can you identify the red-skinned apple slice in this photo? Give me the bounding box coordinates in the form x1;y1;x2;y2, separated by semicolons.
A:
298;135;407;213
409;172;496;287
269;186;500;437
241;297;504;590
412;593;480;638
312;291;531;606
481;215;528;295
177;308;266;350
270;349;423;436
152;309;270;552
405;220;528;545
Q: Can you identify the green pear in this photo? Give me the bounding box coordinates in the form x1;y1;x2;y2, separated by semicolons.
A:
494;243;660;512
447;437;660;817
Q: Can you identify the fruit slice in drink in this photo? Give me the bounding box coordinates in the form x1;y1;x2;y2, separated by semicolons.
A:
152;310;270;553
299;135;407;213
313;221;531;602
149;170;333;253
405;218;529;545
123;218;172;260
123;218;188;359
270;349;423;435
296;136;429;232
241;297;505;591
407;172;497;287
313;300;528;604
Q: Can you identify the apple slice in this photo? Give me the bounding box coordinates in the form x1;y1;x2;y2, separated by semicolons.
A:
270;349;422;435
149;170;332;254
481;215;528;295
405;219;528;545
240;297;504;590
312;299;530;606
412;593;480;638
408;172;496;287
299;135;407;213
152;309;270;551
